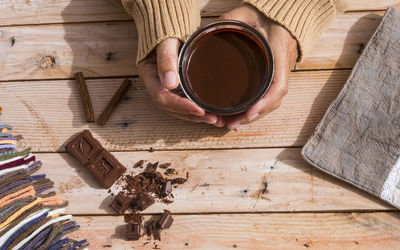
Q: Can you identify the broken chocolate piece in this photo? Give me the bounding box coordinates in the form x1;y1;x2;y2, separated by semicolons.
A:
110;192;131;215
65;130;103;166
164;168;176;176
125;223;141;241
157;210;173;229
145;162;158;173
171;178;187;185
87;149;126;189
162;181;172;197
158;163;171;169
124;213;142;224
135;194;155;211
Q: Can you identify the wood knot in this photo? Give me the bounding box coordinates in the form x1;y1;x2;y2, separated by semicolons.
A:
9;36;15;46
40;56;56;69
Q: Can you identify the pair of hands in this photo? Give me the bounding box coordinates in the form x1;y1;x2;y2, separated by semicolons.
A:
138;5;298;131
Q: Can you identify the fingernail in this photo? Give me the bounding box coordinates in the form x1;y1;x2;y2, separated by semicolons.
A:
248;113;259;122
230;123;244;131
164;71;176;88
206;117;218;125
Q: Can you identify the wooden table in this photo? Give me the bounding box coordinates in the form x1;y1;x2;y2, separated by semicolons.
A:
1;0;400;249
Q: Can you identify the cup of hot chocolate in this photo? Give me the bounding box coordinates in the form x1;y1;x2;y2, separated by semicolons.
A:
178;20;274;115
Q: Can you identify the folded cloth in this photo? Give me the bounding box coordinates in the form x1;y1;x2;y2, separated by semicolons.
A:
302;7;400;208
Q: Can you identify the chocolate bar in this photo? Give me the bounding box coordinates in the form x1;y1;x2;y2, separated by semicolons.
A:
66;130;126;189
125;223;140;241
157;210;173;229
110;192;131;215
65;130;102;166
87;150;126;189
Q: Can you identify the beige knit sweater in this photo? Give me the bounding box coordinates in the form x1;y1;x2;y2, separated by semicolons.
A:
111;0;349;64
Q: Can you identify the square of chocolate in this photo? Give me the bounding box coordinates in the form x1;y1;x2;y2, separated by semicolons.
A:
65;130;102;166
87;149;126;188
125;223;141;241
135;194;155;211
110;192;131;215
157;210;173;229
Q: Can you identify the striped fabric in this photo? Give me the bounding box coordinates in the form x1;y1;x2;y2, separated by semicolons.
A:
0;120;88;249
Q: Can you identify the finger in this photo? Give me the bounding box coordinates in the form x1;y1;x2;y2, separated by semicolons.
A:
214;116;226;128
227;48;289;130
157;38;180;89
166;111;218;125
220;5;259;24
139;67;205;116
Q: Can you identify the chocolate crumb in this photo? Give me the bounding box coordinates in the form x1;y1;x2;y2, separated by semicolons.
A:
164;168;176;176
304;243;310;248
158;163;171;169
148;147;154;152
171;178;187;185
186;172;189;179
233;244;237;248
145;161;159;173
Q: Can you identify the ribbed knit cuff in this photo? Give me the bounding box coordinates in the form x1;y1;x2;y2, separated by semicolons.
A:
243;0;347;61
121;0;201;64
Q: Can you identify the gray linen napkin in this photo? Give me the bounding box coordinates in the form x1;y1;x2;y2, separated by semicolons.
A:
302;7;400;208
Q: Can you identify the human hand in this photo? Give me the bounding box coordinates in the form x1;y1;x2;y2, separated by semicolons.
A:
138;38;225;127
220;5;298;131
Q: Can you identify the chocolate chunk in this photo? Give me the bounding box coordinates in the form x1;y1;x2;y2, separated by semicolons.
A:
162;181;172;197
65;130;102;166
125;223;141;241
110;192;130;215
158;163;171;169
135;194;155;211
124;213;143;224
157;210;173;229
164;168;176;176
87;149;126;188
171;178;187;185
145;162;159;173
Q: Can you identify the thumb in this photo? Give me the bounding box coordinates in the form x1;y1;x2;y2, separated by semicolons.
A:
156;38;180;89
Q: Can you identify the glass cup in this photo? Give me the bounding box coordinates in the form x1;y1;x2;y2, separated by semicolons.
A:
178;20;274;115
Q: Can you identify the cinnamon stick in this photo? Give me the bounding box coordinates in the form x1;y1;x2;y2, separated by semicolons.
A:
98;79;132;126
74;72;95;123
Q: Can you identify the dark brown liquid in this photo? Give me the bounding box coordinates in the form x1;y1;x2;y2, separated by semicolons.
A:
186;29;267;109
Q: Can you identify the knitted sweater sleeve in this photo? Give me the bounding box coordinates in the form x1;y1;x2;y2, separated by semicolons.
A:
242;0;350;61
111;0;201;64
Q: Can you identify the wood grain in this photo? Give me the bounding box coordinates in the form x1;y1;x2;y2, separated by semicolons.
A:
0;71;347;151
0;12;387;80
0;0;399;26
37;148;390;215
69;213;400;249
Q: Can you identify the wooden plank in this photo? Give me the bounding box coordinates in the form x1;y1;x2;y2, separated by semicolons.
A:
297;11;383;70
0;0;399;26
0;71;347;151
37;149;390;215
0;12;387;81
0;22;138;80
69;213;400;249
